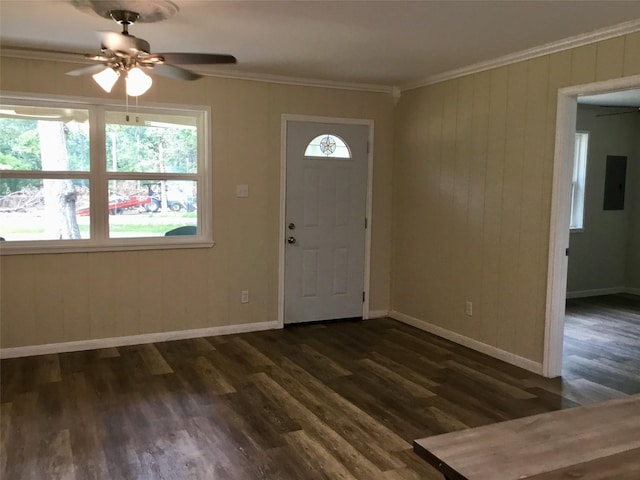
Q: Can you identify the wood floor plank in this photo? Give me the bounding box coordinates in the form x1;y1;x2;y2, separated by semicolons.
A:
138;343;173;375
443;359;536;399
387;448;445;480
288;343;353;380
1;294;638;479
357;358;437;398
283;430;359;480
556;377;627;405
190;355;237;395
2;391;38;479
422;395;496;428
184;416;255;479
0;401;11;478
250;372;385;478
42;429;75;480
266;361;408;470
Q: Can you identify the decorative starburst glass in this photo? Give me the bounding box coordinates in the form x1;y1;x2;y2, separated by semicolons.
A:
304;134;351;158
319;135;337;155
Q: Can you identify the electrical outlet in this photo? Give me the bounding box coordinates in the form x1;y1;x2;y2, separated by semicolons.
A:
465;301;473;316
236;184;249;197
241;290;249;304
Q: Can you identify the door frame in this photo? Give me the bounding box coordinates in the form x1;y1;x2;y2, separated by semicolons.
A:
278;114;375;327
543;73;640;377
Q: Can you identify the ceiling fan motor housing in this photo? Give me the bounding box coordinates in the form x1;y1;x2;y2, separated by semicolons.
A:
102;34;151;55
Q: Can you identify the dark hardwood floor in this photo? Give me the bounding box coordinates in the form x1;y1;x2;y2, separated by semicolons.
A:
563;293;640;400
1;297;638;479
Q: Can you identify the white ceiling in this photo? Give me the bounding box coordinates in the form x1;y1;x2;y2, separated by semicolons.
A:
1;0;640;91
579;89;640;107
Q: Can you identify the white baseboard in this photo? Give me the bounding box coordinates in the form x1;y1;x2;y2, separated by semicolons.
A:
566;287;625;299
566;287;640;299
366;309;389;319
0;320;281;359
623;287;640;296
389;311;543;375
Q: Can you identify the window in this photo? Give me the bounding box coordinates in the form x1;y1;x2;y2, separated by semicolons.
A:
0;96;210;254
304;134;351;158
570;132;589;231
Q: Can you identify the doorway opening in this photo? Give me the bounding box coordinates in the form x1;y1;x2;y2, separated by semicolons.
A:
544;75;640;377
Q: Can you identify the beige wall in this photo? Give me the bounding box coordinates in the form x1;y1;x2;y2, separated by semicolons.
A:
0;57;395;348
568;105;640;294
3;32;640;362
392;32;640;364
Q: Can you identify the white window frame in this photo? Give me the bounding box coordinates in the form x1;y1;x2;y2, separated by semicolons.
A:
0;93;213;255
570;131;589;232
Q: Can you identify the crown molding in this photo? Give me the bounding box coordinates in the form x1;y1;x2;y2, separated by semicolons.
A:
0;47;394;95
188;67;394;94
399;17;640;92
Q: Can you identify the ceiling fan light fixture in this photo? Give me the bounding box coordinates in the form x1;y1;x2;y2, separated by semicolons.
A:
92;67;120;93
125;67;152;96
58;7;236;92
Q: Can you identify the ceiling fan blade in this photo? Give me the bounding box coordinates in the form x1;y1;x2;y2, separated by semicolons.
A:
151;64;202;81
66;64;109;76
1;45;87;57
155;53;237;65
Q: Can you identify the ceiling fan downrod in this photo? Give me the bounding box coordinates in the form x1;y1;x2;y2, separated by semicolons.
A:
109;10;140;35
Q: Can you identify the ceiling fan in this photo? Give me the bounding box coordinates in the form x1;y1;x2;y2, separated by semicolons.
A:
56;9;236;96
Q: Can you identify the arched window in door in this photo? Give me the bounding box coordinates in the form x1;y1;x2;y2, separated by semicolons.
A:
304;134;351;158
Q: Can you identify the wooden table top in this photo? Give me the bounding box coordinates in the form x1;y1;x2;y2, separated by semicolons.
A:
413;394;640;480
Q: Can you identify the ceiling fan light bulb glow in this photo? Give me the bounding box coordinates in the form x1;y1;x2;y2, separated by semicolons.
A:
126;67;152;97
92;67;120;93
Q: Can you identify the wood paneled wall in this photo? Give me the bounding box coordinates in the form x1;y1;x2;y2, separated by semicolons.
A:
2;31;639;362
392;32;640;363
0;58;395;349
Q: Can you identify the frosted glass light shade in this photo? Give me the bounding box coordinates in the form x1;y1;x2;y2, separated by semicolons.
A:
126;67;152;97
92;68;120;93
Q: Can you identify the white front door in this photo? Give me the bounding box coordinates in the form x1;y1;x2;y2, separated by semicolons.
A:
284;121;369;324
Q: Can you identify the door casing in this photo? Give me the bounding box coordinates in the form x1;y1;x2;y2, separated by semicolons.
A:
278;115;374;327
543;74;640;377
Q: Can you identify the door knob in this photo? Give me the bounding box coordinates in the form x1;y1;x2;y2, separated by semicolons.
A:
287;236;296;245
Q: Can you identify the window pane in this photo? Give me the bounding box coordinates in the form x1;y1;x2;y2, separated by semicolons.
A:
570;132;589;230
0;178;90;241
304;134;351;158
107;179;197;238
106;111;198;173
0;106;90;171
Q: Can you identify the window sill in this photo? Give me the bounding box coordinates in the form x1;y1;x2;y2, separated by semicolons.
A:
570;228;585;234
0;239;214;255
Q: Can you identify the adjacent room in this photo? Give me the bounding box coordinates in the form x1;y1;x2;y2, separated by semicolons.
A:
562;91;640;396
1;1;640;478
